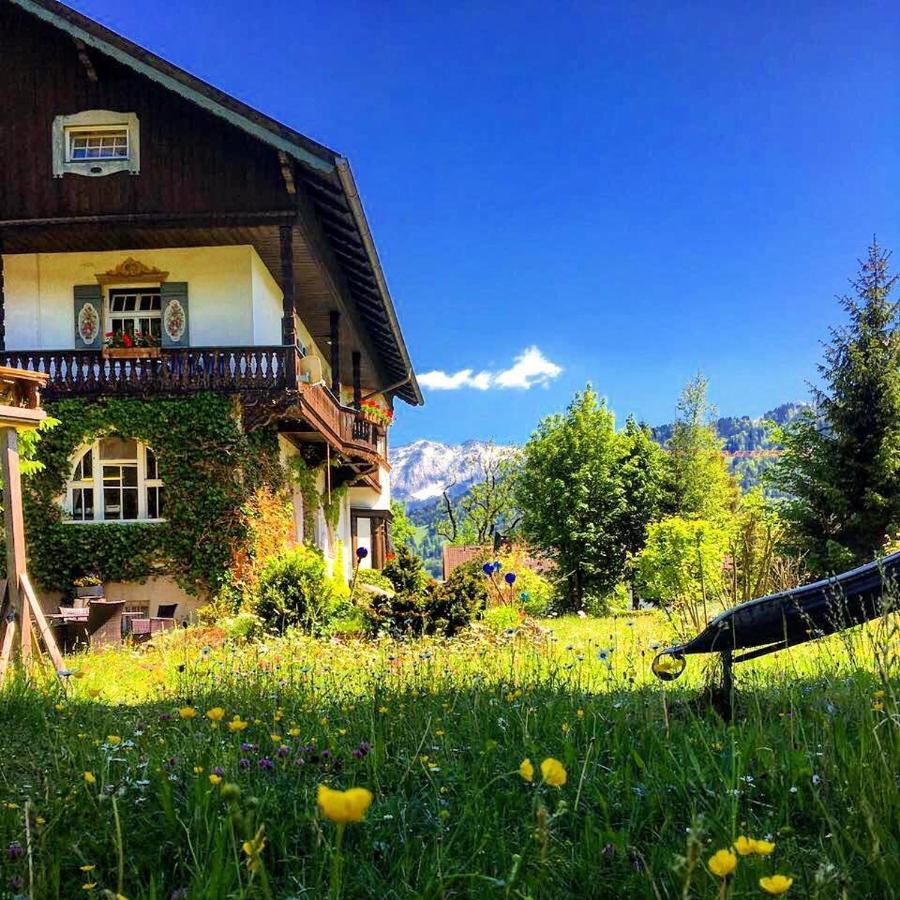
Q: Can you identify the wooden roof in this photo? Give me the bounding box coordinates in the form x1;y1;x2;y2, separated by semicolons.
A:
5;0;423;405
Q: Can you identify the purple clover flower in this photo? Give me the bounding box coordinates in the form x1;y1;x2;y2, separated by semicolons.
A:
7;841;23;861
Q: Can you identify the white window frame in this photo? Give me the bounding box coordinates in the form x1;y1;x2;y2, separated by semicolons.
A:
65;439;163;523
52;110;140;177
106;287;163;344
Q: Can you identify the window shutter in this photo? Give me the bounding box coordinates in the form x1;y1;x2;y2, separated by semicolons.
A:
160;282;189;348
73;284;103;349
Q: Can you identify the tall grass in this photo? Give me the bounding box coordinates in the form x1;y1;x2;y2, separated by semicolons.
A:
0;611;896;898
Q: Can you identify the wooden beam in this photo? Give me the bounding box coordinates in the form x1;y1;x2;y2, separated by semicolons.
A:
329;310;341;397
352;351;362;409
21;574;64;674
279;225;297;385
73;37;98;82
0;236;5;352
1;428;27;622
277;151;297;196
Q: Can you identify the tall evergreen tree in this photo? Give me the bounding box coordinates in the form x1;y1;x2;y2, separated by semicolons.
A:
770;241;900;571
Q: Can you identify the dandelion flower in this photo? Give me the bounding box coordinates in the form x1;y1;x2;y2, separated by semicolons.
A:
707;849;737;878
83;772;96;785
178;707;197;720
759;874;793;894
206;707;225;723
317;784;373;823
540;758;567;787
754;839;775;855
733;836;756;856
519;758;534;782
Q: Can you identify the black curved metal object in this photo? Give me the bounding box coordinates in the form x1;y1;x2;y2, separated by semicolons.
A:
652;551;900;680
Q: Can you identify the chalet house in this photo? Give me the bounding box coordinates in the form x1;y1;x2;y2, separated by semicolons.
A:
0;0;422;619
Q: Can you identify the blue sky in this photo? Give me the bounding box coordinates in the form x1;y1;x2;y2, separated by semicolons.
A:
72;0;900;445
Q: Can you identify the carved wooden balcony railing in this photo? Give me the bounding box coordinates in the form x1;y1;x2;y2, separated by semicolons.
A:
0;347;389;468
0;347;291;396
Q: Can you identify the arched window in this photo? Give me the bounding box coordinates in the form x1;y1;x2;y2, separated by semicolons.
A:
67;437;163;522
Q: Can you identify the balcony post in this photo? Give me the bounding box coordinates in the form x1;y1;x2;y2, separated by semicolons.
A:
279;225;297;385
352;351;362;409
329;310;341;397
0;236;6;352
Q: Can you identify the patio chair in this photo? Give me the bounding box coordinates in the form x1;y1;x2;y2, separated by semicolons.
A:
68;600;125;650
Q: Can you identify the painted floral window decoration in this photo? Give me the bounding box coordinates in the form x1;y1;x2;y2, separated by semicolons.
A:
163;299;186;343
78;302;100;345
359;398;394;427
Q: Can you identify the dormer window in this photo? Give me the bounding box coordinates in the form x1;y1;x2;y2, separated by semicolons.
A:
52;110;140;177
68;127;129;161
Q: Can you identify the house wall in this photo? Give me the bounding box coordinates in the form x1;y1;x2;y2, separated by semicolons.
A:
3;244;286;349
0;2;289;220
35;576;203;623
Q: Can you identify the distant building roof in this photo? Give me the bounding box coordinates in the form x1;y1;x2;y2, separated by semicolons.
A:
442;544;553;581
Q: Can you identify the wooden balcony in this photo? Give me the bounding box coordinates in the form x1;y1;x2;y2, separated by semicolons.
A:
0;346;291;397
0;346;388;471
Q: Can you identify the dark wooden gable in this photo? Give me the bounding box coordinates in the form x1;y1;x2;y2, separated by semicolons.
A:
0;2;292;221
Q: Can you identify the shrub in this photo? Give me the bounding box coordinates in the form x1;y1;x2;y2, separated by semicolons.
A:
432;560;488;633
219;612;264;641
382;546;428;594
354;568;395;593
364;589;430;637
480;605;523;633
255;546;336;634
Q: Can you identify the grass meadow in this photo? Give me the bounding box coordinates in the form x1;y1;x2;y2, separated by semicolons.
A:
0;612;897;899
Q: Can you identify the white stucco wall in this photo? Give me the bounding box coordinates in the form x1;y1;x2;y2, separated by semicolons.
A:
3;245;289;349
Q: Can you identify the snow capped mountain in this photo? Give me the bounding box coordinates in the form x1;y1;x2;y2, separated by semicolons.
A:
389;439;517;505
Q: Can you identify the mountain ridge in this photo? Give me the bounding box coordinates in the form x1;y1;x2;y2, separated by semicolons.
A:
390;402;809;504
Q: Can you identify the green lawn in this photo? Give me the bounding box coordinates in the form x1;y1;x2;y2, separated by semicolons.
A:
0;613;897;898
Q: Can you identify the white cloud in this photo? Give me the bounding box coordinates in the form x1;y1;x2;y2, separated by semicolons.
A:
418;346;562;392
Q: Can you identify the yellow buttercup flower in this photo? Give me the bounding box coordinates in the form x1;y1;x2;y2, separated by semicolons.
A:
206;707;225;722
733;835;756;856
208;774;222;786
759;874;793;894
708;849;737;878
519;758;534;782
193;766;204;775
80;865;95;872
83;772;96;785
82;884;97;891
270;733;282;742
754;839;776;855
540;757;567;787
873;702;885;712
178;707;198;720
288;727;301;737
228;716;248;732
873;689;886;699
317;784;373;823
106;735;121;745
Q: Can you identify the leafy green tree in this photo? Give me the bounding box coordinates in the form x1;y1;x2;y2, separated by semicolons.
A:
665;375;737;522
437;446;521;546
618;415;669;559
770;241;900;571
516;386;628;609
389;499;417;550
635;517;729;631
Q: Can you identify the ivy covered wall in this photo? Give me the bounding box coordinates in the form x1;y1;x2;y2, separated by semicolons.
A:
22;394;286;596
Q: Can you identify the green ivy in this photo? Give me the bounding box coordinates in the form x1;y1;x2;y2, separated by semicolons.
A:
21;394;283;595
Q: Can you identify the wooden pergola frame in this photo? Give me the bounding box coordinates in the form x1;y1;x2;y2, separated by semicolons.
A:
0;365;64;680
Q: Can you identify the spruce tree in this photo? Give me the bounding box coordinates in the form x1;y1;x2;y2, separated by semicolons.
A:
771;240;900;571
